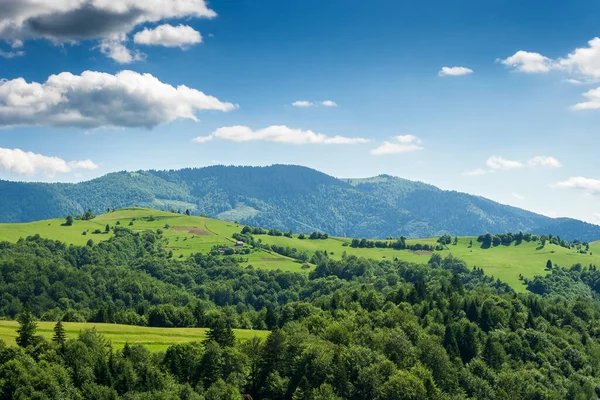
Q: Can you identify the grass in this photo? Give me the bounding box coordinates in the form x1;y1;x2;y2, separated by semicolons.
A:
0;321;269;352
2;208;599;291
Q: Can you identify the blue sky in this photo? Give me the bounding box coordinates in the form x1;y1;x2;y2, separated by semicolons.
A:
2;0;600;223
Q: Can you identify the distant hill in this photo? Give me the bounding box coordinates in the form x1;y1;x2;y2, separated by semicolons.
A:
1;164;599;241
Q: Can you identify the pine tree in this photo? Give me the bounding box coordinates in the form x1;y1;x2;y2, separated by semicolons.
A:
105;224;110;233
206;318;235;347
52;320;67;347
16;304;37;348
546;259;553;270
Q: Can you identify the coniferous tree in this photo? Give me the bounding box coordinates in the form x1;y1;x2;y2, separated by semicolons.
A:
53;320;67;347
16;304;37;348
206;318;235;348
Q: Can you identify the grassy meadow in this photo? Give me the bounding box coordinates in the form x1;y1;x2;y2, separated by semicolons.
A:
0;321;268;352
1;208;599;291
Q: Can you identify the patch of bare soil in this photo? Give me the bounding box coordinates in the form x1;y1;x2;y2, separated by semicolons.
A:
412;251;433;256
170;227;210;235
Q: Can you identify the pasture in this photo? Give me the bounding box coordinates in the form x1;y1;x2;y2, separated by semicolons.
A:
0;320;269;352
1;208;599;291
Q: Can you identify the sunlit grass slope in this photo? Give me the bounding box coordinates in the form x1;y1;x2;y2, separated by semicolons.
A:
1;208;599;291
0;321;268;352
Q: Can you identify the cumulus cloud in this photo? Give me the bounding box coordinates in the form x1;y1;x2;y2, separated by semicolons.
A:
193;125;369;145
370;135;424;155
321;100;338;107
499;38;600;110
552;177;600;194
292;101;314;107
557;37;600;80
498;51;556;73
465;156;561;176
134;24;202;48
0;0;216;44
438;66;473;77
571;87;600;110
0;70;236;129
99;40;145;63
0;147;98;176
0;0;215;61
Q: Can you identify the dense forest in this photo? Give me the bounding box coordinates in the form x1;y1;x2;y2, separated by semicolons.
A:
3;228;600;398
2;165;600;241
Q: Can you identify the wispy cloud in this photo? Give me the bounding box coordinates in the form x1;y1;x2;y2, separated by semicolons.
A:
552;177;600;194
292;101;314;107
371;135;424;155
193;125;370;145
438;66;473;77
464;156;561;176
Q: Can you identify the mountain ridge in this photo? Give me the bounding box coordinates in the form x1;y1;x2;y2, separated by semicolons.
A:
1;164;599;241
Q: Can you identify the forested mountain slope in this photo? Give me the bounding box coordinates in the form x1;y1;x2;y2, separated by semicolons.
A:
2;165;600;241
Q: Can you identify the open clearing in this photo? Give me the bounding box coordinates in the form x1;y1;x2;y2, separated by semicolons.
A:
1;208;599;291
0;321;269;352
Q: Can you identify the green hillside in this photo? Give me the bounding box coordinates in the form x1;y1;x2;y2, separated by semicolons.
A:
0;321;268;352
3;165;600;241
1;208;598;291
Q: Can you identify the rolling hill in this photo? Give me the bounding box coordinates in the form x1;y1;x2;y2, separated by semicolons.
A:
1;165;600;241
2;208;599;292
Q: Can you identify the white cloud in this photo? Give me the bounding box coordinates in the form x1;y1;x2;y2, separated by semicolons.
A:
134;24;202;48
486;156;524;170
438;66;473;77
462;168;489;176
571;87;600;110
0;0;215;61
192;135;214;143
512;192;525;200
0;49;25;58
99;40;145;64
193;125;369;145
370;135;424;155
564;78;583;85
292;101;314;107
557;37;600;80
0;70;237;129
0;0;216;43
552;177;600;193
528;156;562;168
321;100;338;107
499;38;600;110
498;51;556;73
465;155;561;176
0;147;98;176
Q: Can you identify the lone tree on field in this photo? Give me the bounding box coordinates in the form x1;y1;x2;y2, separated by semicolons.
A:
105;224;110;233
65;215;74;226
53;321;67;348
16;304;37;348
546;260;553;270
206;318;236;348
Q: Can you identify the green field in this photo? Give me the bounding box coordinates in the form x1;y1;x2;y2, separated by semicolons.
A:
0;321;268;352
0;208;304;273
1;208;599;291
